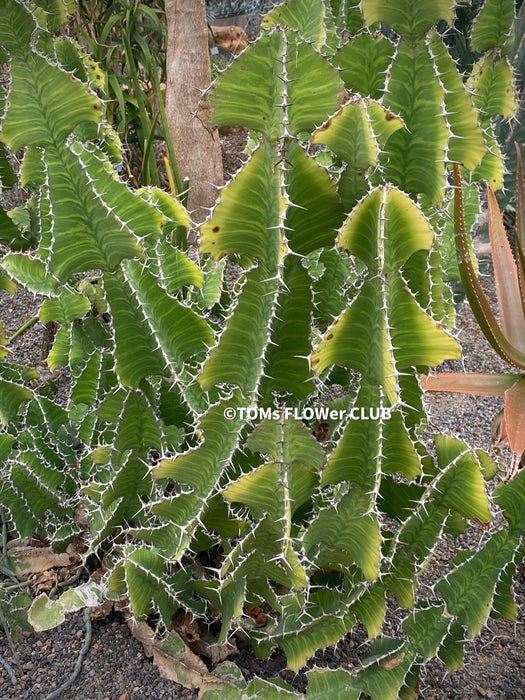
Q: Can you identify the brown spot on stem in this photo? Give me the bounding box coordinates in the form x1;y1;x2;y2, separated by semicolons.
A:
379;653;405;670
317;118;332;132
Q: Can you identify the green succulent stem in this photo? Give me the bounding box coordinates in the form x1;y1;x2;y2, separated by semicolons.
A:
7;316;39;344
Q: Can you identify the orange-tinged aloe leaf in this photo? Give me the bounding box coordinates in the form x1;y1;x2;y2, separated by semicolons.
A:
453;164;525;370
514;144;525;310
487;186;525;352
504;377;525;459
420;372;521;396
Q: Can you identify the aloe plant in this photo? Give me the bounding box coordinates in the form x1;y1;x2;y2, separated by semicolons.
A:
422;147;525;476
74;0;184;191
1;0;525;698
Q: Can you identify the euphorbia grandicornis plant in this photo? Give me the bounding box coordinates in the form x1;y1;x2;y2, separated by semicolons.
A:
1;1;525;698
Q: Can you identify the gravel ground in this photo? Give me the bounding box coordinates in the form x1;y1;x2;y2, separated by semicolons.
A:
1;138;524;698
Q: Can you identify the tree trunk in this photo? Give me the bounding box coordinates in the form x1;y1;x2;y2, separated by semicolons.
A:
164;0;223;228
